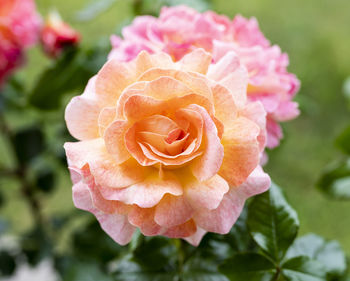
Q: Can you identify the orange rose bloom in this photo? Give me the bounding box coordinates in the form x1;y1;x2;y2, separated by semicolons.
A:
64;49;270;245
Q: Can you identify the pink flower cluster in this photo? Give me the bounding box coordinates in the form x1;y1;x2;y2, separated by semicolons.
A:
0;0;41;85
109;6;300;149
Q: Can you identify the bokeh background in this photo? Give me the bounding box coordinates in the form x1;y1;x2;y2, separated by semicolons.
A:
1;0;349;270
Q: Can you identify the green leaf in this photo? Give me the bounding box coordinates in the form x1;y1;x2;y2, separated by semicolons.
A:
317;158;350;200
140;0;211;16
29;45;108;110
167;0;211;11
35;167;56;193
114;272;178;281
13;126;45;165
113;258;178;281
222;207;257;253
132;236;177;271
247;183;299;262
281;256;328;281
115;251;228;281
64;262;113;281
181;256;228;281
75;0;118;22
0;77;26;111
219;253;276;281
54;255;75;277
0;251;16;276
335;125;350;154
198;207;256;261
21;226;52;266
29;48;81;110
0;189;4;208
286;234;347;278
343;77;350;105
73;220;125;264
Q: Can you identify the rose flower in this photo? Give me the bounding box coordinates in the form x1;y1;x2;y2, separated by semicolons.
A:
109;5;300;149
64;49;270;245
0;0;41;85
41;11;80;58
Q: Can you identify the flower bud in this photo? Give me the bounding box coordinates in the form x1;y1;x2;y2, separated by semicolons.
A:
41;11;80;58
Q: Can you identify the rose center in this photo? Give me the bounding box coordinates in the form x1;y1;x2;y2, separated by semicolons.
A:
164;128;186;144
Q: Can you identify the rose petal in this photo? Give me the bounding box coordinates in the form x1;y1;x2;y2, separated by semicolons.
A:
273;101;300;122
124;93;214;121
219;117;260;186
208;51;240;81
138;68;213;102
184;227;207;246
189;105;224;182
218;64;248;108
154;194;193;227
163;219;197;238
73;166;119;214
185;175;229;210
211;83;238;126
64;139;146;188
128;206;162;236
138;141;201;165
133;51;173;76
72;181;135;245
194;165;270;234
100;172;183;208
104;120;131;164
266;117;283;149
95;59;135;106
125;125;158;166
116;81;148;119
98;107;116;136
238;165;271;197
65;96;100;140
240;101;267;151
178;48;212;74
193;188;245;234
145;76;194;100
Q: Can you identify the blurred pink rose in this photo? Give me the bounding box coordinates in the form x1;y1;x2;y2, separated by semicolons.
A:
0;0;41;84
41;11;80;58
109;5;300;149
64;49;270;245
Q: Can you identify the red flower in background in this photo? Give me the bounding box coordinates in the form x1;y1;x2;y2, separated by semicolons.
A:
41;11;80;58
0;0;41;85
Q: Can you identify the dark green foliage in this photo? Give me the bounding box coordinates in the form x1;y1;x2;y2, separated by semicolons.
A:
286;234;347;279
317;158;350;200
136;0;212;16
336;125;350;155
63;262;113;281
219;253;276;281
247;184;299;262
21;226;52;266
0;251;16;276
35;167;56;193
75;0;119;22
0;189;4;208
29;45;108;111
281;256;327;281
316;78;350;201
72;220;125;264
12;126;45;165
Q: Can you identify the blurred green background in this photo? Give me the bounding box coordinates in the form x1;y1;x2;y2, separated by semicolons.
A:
1;0;350;254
